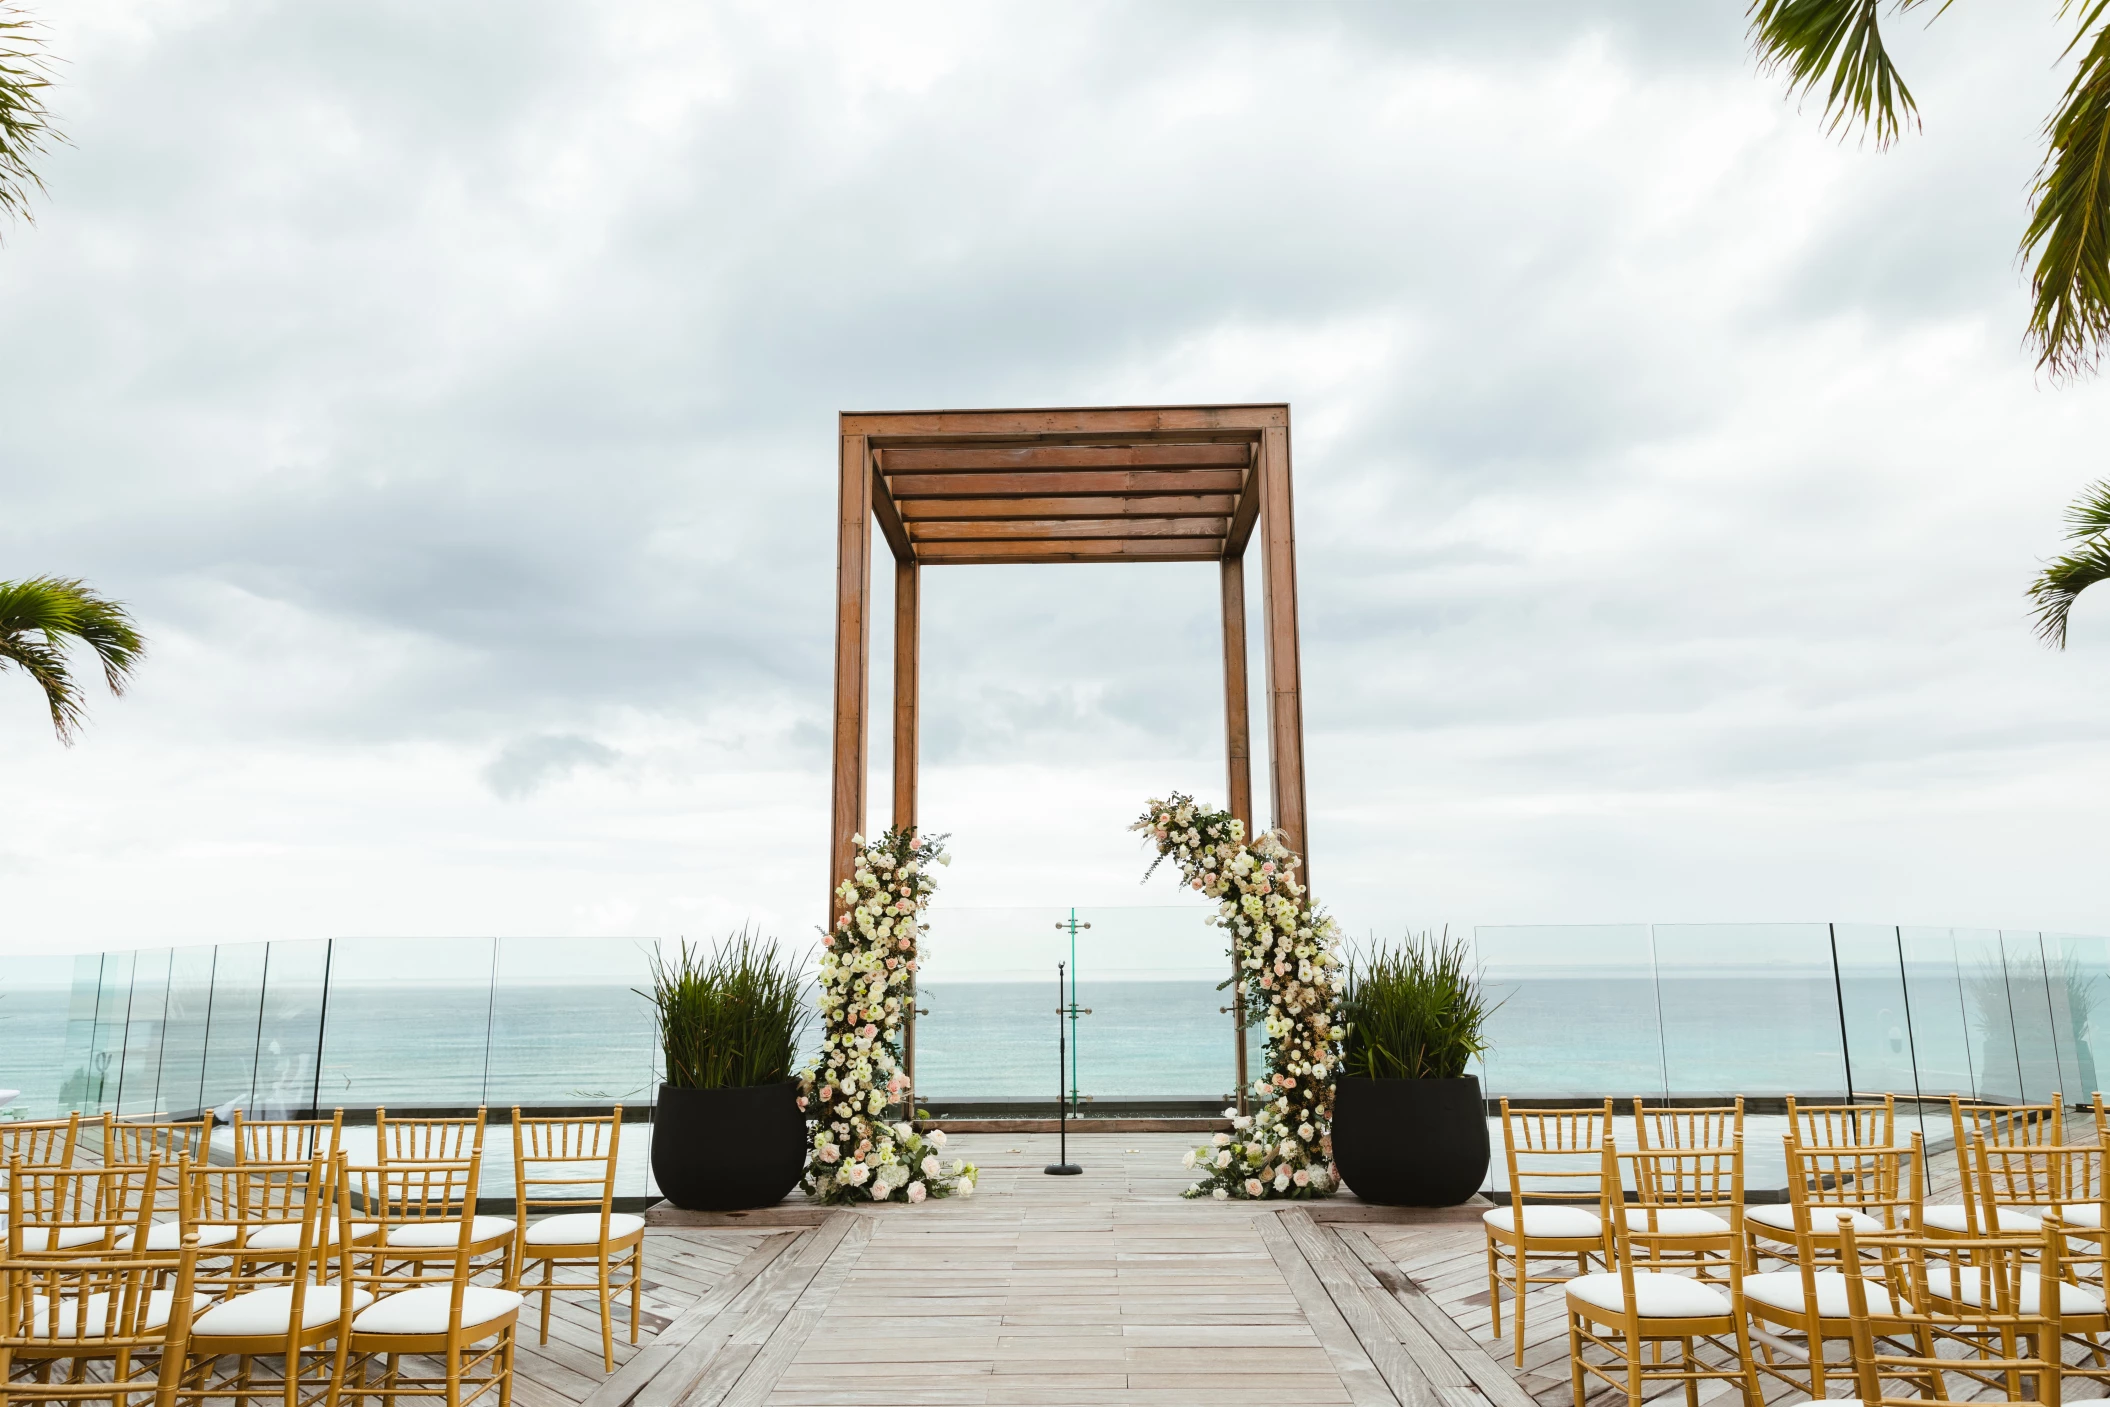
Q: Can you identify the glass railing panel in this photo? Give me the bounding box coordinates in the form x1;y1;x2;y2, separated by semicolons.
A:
114;949;174;1117
0;954;80;1119
1999;932;2065;1104
243;941;329;1118
1473;925;1663;1098
2044;932;2108;1101
197;943;267;1117
315;938;495;1109
486;938;657;1112
1832;924;1916;1104
56;955;108;1116
1949;928;2026;1101
914;905;1085;1102
154;946;218;1118
1897;928;1979;1103
78;950;136;1115
1652;924;1845;1097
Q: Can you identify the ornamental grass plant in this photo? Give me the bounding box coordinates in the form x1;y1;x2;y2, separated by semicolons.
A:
1340;928;1497;1081
646;929;809;1089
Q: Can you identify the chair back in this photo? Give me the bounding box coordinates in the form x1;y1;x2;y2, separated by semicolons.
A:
376;1107;488;1165
1496;1099;1613;1212
1632;1099;1742;1151
346;1150;484;1302
1595;1137;1744;1307
104;1116;212;1170
229;1109;343;1164
0;1114;85;1170
1972;1137;2108;1247
512;1108;621;1229
1785;1094;1895;1149
1838;1221;2062;1405
1782;1134;1925;1241
0;1244;202;1391
5;1157;159;1259
1949;1093;2062;1151
184;1155;339;1298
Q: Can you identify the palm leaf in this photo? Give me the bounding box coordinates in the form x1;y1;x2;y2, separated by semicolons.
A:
1747;0;1940;148
0;577;146;742
0;4;62;230
2029;478;2110;647
2024;2;2110;377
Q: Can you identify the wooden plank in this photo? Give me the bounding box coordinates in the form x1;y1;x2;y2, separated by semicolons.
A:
577;1231;802;1407
713;1217;873;1407
898;494;1238;522
1254;1212;1401;1407
1280;1211;1443;1407
907;518;1228;543
915;544;1225;566
1335;1225;1543;1407
1223;462;1262;558
894;556;920;1109
1221;554;1253;1115
840;404;1289;437
827;431;871;919
1256;422;1309;881
877;443;1251;472
885;469;1246;500
678;1214;871;1407
870;468;913;565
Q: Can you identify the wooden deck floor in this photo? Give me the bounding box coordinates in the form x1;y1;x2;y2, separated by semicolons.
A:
510;1133;2107;1407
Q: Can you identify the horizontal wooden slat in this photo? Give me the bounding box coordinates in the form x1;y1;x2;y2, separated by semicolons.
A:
841;404;1287;438
886;469;1245;500
917;539;1224;565
897;494;1237;522
878;443;1250;473
908;518;1227;543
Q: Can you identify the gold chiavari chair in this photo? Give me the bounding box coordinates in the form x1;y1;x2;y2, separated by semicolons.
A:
0;1114;85;1171
1924;1093;2063;1235
1565;1135;1761;1407
374;1110;514;1284
175;1154;368;1407
347;1152;512;1288
0;1242;206;1407
229;1110;343;1166
340;1147;522;1407
1785;1092;1895;1150
1966;1138;2110;1380
1839;1220;2063;1406
1485;1099;1614;1368
6;1157;160;1259
1627;1101;1741;1279
104;1119;215;1255
511;1108;641;1372
1740;1135;1924;1400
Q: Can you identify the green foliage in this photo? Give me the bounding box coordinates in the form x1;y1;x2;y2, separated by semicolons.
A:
1748;0;1931;149
2029;478;2110;648
0;576;146;743
0;4;62;231
1339;929;1497;1082
645;930;810;1091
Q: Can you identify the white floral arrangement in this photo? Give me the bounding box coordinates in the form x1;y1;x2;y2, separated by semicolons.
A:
1134;793;1342;1200
800;826;979;1204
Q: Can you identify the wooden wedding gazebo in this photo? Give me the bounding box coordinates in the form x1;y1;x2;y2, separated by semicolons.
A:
829;404;1311;1102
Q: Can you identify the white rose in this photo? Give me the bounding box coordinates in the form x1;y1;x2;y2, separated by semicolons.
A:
921;1155;941;1178
1212;1133;1231;1147
1274;1172;1291;1191
906;1181;927;1203
1182;1150;1197;1169
928;1130;946;1148
1214;1150;1232;1169
1212;1187;1229;1201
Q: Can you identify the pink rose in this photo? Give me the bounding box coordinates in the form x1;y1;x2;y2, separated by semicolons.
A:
1245;1179;1263;1197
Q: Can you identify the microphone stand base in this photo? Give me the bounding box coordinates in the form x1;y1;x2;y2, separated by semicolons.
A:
1043;1163;1083;1176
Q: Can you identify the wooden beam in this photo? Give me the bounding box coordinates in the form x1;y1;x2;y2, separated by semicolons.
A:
877;443;1250;473
870;467;913;565
841;404;1288;438
898;494;1236;522
1221;554;1254;1119
1257;422;1309;884
1223;455;1262;559
828;433;872;923
907;518;1227;543
885;469;1245;500
892;562;919;833
917;540;1223;565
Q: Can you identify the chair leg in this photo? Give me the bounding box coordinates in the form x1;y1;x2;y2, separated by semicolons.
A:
538;1261;554;1346
598;1265;615;1373
1513;1249;1529;1366
1568;1313;1586;1407
1486;1238;1503;1341
1622;1327;1645;1407
629;1245;642;1345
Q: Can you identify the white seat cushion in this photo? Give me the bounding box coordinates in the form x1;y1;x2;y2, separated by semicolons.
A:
1566;1271;1732;1318
352;1285;523;1336
31;1289;212;1336
1622;1208;1731;1235
383;1215;516;1248
192;1284;374;1337
1743;1270;1896;1319
1925;1265;2106;1314
1920;1203;2041;1233
1482;1205;1601;1239
1744;1204;1885;1235
242;1218;378;1252
2059;1204;2103;1229
523;1212;645;1246
118;1222;241;1252
13;1226;114;1252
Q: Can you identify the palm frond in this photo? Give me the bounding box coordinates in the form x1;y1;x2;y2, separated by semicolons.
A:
2028;478;2110;647
0;576;147;743
0;3;63;231
1748;0;1937;148
2024;2;2110;378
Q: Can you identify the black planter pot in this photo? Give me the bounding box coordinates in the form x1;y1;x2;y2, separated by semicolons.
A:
1331;1074;1490;1207
651;1079;807;1212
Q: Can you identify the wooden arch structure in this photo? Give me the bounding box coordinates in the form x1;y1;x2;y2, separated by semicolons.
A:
829;404;1311;1100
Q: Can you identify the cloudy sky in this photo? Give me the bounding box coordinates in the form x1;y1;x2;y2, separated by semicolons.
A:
4;1;2107;966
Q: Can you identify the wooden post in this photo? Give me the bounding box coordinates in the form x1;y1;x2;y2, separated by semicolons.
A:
1221;553;1253;1114
1257;423;1309;888
828;431;872;922
894;558;921;1108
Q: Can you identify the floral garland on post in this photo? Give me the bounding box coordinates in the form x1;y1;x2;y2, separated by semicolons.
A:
1134;793;1342;1200
800;827;979;1204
